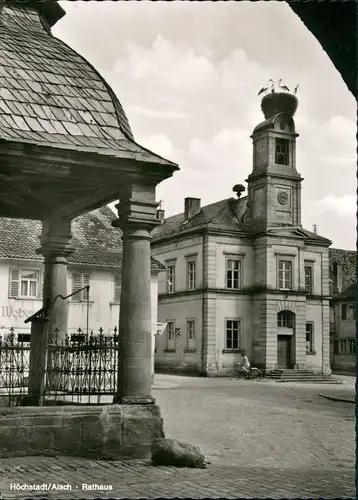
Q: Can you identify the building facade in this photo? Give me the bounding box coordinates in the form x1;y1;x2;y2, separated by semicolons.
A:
152;92;333;376
0;206;165;379
329;249;356;372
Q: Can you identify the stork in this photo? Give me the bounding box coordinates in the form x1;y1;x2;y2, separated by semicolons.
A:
293;84;299;94
278;79;290;92
257;79;274;96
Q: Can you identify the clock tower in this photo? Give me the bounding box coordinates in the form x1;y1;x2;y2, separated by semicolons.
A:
246;91;303;229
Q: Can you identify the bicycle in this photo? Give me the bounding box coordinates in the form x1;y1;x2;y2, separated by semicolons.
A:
228;366;263;382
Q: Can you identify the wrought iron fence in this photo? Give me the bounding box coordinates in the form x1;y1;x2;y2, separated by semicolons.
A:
0;327;119;406
0;328;30;402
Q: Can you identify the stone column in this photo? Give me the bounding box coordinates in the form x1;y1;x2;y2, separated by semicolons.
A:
36;218;74;341
113;184;160;404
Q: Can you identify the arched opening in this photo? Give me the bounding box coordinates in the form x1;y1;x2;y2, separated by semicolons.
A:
277;310;295;368
277;310;295;329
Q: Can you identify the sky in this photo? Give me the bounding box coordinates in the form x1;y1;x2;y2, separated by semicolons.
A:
54;1;356;250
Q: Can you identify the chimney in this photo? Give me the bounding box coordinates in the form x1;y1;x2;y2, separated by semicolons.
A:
333;262;343;293
156;209;165;224
313;224;317;234
184;198;201;220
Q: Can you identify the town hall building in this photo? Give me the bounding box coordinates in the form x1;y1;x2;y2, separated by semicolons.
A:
151;90;332;376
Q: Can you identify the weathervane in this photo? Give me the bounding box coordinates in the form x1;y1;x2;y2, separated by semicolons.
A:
258;79;299;96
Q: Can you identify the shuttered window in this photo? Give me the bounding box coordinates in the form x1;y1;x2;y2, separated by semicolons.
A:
71;272;90;302
9;269;41;298
113;275;121;303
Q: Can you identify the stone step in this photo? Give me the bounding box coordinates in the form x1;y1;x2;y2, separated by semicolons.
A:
266;370;342;384
276;379;342;384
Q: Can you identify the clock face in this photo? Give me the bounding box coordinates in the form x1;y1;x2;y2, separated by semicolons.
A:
277;191;289;205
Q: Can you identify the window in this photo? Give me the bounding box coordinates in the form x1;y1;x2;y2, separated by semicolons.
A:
225;319;241;350
336;338;356;355
186;320;196;350
9;269;41;299
348;339;356;354
167;265;176;293
338;339;347;354
187;261;196;290
341;304;355;320
277;310;295;328
71;272;90;302
226;259;241;289
113;275;121;303
304;264;314;294
278;260;292;290
306;323;314;353
275;138;289;165
167;321;175;351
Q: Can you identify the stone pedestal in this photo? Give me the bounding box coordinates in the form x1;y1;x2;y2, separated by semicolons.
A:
36;218;74;341
0;404;164;459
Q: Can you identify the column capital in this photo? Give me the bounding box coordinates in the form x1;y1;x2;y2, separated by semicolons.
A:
36;217;75;260
112;198;161;235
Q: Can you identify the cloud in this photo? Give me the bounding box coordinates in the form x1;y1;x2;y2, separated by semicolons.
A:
128;106;190;120
141;134;174;159
317;195;356;217
54;2;356;248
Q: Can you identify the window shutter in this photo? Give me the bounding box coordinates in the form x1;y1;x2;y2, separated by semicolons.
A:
38;272;44;299
9;269;19;298
82;273;90;301
72;272;82;301
114;274;122;302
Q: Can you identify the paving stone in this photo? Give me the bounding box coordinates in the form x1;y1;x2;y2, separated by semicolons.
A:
0;377;355;499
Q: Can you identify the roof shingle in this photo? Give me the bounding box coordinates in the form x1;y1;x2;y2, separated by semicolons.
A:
153;196;331;246
0;205;164;272
0;3;177;168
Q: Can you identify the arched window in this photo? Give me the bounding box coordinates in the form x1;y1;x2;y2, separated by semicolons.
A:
277;310;295;328
275;138;289;165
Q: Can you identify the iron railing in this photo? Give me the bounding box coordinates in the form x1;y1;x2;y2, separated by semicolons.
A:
0;327;119;406
0;328;30;402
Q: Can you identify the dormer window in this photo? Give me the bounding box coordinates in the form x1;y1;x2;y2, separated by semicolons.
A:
275;138;289;165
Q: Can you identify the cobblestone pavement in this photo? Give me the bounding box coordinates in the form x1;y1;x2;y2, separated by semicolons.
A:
0;375;355;499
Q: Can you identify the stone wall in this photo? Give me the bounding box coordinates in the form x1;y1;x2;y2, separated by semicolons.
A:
0;404;164;459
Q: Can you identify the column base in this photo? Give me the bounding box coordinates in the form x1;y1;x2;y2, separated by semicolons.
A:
113;394;156;405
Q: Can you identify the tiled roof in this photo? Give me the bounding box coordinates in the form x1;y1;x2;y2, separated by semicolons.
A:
329;248;356;292
150;257;167;272
0;3;177;167
152;198;247;241
332;283;356;302
152;196;331;246
0;205;162;271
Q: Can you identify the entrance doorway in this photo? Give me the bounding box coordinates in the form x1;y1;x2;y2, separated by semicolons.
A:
277;335;292;368
277;310;295;369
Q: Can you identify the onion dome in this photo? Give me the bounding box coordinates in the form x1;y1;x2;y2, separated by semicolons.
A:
0;0;171;163
261;92;298;120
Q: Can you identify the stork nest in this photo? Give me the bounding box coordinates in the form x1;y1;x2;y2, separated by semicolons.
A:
261;92;298;119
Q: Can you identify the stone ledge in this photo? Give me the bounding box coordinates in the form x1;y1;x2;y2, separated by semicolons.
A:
0;404;164;460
